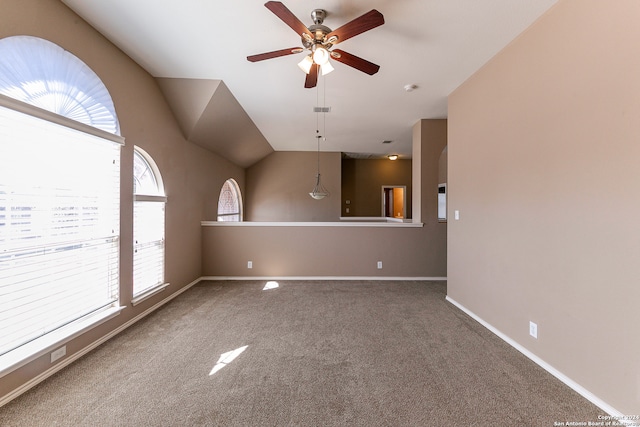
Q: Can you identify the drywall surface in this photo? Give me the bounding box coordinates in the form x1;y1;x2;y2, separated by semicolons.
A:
448;0;640;414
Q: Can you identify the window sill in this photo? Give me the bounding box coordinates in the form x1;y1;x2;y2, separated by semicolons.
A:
131;283;170;306
0;305;126;378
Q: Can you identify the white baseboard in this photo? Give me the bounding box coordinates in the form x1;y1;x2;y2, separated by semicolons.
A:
0;277;202;408
445;295;629;421
201;276;447;281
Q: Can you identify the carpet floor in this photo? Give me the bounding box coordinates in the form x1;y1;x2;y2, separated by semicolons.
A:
0;280;603;426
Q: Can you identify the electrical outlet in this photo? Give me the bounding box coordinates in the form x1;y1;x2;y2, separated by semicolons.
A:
377;261;383;269
51;345;66;363
247;261;252;269
529;321;538;339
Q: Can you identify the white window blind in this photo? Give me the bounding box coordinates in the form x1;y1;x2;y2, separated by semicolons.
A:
0;101;122;358
133;200;165;295
133;148;165;297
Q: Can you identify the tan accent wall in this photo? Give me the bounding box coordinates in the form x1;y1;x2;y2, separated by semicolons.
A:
448;0;640;414
341;159;412;217
0;0;243;402
244;151;341;222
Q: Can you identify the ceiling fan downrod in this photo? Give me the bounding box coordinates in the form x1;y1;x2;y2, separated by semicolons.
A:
311;9;326;25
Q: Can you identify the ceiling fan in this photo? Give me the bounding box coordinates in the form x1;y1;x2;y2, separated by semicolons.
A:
247;1;384;88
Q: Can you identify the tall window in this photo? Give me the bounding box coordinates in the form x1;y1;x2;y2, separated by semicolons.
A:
133;147;166;298
217;179;242;222
0;36;122;371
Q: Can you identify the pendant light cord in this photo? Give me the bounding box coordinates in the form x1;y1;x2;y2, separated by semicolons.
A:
309;74;329;199
314;74;327;173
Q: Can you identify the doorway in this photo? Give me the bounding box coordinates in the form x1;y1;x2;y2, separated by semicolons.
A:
382;186;406;219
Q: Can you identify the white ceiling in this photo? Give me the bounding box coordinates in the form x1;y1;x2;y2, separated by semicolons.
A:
61;0;558;159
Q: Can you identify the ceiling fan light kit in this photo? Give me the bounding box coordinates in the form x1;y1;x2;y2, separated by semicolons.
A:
312;46;329;65
320;60;334;76
297;55;313;74
247;1;384;88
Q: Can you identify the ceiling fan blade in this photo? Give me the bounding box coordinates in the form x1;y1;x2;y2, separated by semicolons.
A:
325;10;384;44
304;63;319;88
331;49;380;75
247;47;303;62
265;1;313;38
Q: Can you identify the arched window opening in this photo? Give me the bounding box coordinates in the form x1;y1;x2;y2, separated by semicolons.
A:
0;36;119;134
133;147;167;299
217;179;242;222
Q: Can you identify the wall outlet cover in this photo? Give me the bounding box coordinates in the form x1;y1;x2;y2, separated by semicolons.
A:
529;321;538;339
51;346;66;363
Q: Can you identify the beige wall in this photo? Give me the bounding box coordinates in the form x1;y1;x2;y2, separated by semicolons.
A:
245;151;341;221
0;0;244;402
203;225;440;277
203;119;447;278
341;159;412;217
448;0;640;414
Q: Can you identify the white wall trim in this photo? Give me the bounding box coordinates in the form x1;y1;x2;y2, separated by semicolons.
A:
445;295;630;422
201;221;423;228
0;277;202;408
201;276;447;281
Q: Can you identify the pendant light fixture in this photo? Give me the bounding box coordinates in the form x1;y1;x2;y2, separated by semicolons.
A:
309;75;329;200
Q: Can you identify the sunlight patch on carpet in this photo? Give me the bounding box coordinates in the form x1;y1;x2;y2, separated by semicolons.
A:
263;281;279;290
209;345;248;376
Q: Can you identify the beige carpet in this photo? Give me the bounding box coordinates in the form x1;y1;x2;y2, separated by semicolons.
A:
0;280;603;426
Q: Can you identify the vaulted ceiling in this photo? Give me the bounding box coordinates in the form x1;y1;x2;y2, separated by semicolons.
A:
61;0;558;166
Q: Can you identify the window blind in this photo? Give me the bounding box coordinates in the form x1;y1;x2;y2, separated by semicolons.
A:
133;199;165;296
0;102;121;357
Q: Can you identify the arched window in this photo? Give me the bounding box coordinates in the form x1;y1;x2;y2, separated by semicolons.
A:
0;36;122;370
217;179;242;222
133;147;167;300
